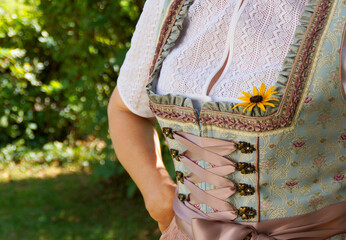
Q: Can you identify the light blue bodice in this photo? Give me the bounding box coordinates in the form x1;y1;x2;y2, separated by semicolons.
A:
146;0;346;231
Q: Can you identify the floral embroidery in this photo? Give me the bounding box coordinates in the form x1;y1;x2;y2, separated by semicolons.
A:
232;83;279;113
291;161;299;167
283;177;300;193
316;110;332;129
289;136;307;154
304;96;313;103
268;144;276;149
338;131;346;148
333;17;346;36
260;157;278;174
287;200;295;208
333;174;344;183
311;153;328;172
293;141;305;148
286;181;299;187
327;67;340;88
308;192;325;210
261;196;274;217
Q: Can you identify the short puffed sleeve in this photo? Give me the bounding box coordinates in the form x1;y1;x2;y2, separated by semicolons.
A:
117;0;163;118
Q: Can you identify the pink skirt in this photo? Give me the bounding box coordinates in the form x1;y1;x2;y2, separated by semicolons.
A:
159;216;192;240
159;217;346;240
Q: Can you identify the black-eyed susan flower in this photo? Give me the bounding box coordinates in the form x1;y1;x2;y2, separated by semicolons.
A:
232;83;279;113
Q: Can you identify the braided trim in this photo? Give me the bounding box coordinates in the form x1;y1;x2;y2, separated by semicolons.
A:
149;102;198;123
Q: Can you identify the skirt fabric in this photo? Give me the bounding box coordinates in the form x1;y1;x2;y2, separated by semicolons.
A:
159;216;346;240
159;216;192;240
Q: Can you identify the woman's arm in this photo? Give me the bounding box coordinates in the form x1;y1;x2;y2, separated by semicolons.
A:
107;87;176;232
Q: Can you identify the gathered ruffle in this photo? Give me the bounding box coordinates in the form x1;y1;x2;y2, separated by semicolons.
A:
146;0;195;109
273;0;318;106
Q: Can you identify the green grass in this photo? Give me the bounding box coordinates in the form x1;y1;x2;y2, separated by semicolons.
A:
0;166;160;240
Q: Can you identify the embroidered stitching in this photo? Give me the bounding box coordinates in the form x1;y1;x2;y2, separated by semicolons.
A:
149;102;198;123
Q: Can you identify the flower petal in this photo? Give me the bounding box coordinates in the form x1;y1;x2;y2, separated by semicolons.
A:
267;85;275;93
241;91;252;98
248;103;256;112
263;86;275;99
232;102;249;109
259;83;266;96
242;105;250;113
235;84;279;113
262;102;275;107
238;96;250;102
264;98;280;102
257;102;266;111
252;86;258;96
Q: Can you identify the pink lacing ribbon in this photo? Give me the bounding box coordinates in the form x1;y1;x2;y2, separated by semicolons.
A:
173;131;240;220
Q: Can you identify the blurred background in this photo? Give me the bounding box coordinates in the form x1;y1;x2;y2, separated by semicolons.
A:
0;0;175;239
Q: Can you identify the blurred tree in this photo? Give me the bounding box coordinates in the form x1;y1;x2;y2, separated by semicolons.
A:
0;0;145;148
0;0;176;198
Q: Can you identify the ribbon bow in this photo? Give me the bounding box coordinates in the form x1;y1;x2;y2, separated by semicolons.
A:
191;218;275;240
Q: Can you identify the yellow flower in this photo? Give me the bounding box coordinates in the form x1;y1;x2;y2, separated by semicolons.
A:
232;83;279;113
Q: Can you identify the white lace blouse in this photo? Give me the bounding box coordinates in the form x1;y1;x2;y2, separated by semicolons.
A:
117;0;308;118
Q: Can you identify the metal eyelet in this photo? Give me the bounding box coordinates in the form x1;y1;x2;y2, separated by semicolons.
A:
237;183;255;196
176;171;184;184
238;207;256;220
162;127;174;139
170;149;180;161
235;162;256;174
237;141;256;153
178;193;187;201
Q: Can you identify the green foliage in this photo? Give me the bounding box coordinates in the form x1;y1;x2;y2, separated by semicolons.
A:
0;0;145;147
0;0;176;199
0;138;105;169
0;167;160;240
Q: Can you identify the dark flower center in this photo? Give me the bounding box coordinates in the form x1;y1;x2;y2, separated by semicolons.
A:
250;95;263;103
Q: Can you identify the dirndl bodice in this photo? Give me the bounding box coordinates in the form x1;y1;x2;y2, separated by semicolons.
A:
145;0;346;239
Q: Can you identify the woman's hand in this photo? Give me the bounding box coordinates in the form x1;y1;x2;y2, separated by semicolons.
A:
143;175;176;233
107;87;177;234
